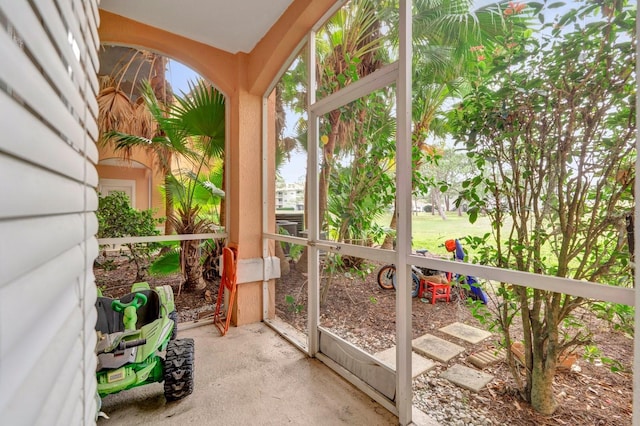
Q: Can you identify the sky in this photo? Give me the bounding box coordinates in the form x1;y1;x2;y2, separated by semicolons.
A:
167;60;200;96
167;58;308;184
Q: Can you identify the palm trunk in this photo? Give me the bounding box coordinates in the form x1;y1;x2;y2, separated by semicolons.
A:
219;162;226;227
382;205;397;249
181;239;204;291
164;173;175;235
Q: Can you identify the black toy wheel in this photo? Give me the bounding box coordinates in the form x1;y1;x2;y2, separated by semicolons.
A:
392;271;420;298
410;274;420;298
376;265;396;290
164;338;195;401
169;311;178;340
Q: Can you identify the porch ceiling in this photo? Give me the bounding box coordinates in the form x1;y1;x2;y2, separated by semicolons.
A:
99;0;294;54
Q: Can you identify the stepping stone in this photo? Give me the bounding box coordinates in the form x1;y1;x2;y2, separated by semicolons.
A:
440;364;494;392
412;334;465;363
467;348;506;369
412;406;441;426
375;347;436;377
439;322;492;344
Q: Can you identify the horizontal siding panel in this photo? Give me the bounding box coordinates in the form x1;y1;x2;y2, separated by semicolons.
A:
42;339;83;426
87;111;100;142
0;246;84;361
0;213;97;287
29;0;93;109
84;308;98;353
87;0;100;31
0;2;92;132
56;0;98;73
0;92;89;184
84;0;101;51
87;186;99;212
73;0;100;63
1;305;82;424
85;237;100;269
86;160;99;189
60;400;83;426
0;156;94;219
83;267;99;298
0;0;98;425
0;28;88;156
86;136;100;167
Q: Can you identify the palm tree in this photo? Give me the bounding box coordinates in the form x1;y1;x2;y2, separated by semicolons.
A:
107;80;225;292
97;48;177;234
315;0;389;230
275;0;389;273
381;0;511;248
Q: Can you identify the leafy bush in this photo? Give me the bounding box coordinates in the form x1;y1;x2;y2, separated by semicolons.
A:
97;191;161;280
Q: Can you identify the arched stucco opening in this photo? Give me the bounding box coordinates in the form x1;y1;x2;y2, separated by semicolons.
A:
96;45;229;229
97;157;153;212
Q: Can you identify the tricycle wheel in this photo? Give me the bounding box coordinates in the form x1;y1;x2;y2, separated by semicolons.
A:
391;271;420;298
376;265;396;290
164;338;195;401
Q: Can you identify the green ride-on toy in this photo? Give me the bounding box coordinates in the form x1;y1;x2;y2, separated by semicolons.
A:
95;282;195;402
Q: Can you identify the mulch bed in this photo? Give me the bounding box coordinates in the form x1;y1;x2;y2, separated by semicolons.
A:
95;255;633;425
275;262;633;426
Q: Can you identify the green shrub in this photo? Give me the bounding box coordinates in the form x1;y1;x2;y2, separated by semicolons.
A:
97;191;161;280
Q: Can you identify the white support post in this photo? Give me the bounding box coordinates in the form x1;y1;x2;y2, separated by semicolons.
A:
262;95;270;320
396;0;413;424
633;11;639;425
307;31;320;357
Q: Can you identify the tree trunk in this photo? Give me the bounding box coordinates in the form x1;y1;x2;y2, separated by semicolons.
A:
275;240;290;275
382;202;397;249
181;239;205;292
295;248;308;273
433;190;447;220
431;192;436;215
529;357;558;415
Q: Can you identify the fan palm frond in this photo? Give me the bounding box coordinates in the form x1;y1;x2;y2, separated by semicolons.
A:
97;87;134;138
131;98;157;139
149;249;181;276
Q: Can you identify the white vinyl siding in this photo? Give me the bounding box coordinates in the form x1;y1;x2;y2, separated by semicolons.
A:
0;1;100;425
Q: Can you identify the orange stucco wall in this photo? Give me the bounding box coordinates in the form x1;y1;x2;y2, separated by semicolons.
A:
96;164;150;207
98;0;337;325
97;145;165;216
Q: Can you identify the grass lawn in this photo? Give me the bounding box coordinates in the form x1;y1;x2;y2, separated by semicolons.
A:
376;211;495;256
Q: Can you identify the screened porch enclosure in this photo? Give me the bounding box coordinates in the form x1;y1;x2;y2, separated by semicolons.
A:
0;0;637;425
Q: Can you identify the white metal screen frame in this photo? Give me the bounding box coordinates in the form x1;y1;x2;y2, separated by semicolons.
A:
261;1;640;425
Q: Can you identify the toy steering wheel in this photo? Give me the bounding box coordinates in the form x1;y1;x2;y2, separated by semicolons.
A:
112;293;148;331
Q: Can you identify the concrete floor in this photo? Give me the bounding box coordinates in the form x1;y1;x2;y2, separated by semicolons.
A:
98;322;401;425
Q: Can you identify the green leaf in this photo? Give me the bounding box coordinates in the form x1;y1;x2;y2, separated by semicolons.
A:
149;250;181;276
468;209;478;224
547;2;566;9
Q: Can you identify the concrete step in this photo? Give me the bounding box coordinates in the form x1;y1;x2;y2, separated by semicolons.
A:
440;364;494;392
412;334;465;363
439;322;492;344
375;347;437;378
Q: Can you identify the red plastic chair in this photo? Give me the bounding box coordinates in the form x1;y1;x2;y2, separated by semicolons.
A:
213;245;238;336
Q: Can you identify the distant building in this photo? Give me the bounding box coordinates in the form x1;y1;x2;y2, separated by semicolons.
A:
276;181;304;210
